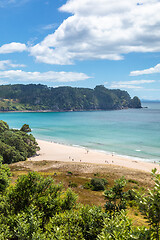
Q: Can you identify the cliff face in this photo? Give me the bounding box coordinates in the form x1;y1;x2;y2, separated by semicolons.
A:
0;84;141;111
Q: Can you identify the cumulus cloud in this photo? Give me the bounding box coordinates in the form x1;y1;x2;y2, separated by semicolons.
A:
0;70;91;83
0;42;27;54
110;84;143;89
130;64;160;76
42;23;58;31
115;80;155;85
108;79;155;89
0;0;31;8
0;60;26;70
29;0;160;65
0;80;8;85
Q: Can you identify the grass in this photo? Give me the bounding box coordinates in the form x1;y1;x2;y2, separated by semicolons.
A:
9;160;154;227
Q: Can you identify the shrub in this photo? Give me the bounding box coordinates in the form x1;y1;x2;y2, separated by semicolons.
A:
135;169;160;240
90;178;108;191
83;182;92;189
68;181;78;188
0;120;9;133
20;124;31;133
128;179;139;185
97;211;150;240
0;157;11;193
0;122;39;163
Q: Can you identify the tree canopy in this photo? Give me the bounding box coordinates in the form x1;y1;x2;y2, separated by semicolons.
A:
0;84;141;111
0;121;39;164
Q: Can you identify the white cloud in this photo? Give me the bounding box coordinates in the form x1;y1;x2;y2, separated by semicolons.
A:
0;0;31;8
0;60;26;70
142;88;160;91
42;23;57;31
0;80;8;85
0;70;91;83
110;83;143;89
29;0;160;65
108;79;155;89
130;64;160;76
116;80;155;84
0;42;27;54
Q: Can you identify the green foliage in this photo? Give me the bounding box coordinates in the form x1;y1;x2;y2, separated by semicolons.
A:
68;180;78;188
90;178;108;191
83;178;108;191
8;172;63;215
20;124;31;133
0;220;12;240
128;179;139;185
14;208;44;240
0;120;9;133
80;205;105;240
61;188;78;210
104;177;128;215
46;205;105;240
45;210;85;240
1;167;160;239
0;156;11;193
0;84;141;111
135;169;160;239
97;211;150;240
0;121;39;163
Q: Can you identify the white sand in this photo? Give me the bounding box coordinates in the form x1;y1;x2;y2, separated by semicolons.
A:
29;139;160;173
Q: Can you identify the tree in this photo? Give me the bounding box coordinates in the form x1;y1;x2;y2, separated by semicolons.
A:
0;120;9;133
97;210;150;240
90;178;108;191
135;169;160;240
0;122;39;164
20;124;31;133
0;84;142;111
104;177;128;216
0;156;11;193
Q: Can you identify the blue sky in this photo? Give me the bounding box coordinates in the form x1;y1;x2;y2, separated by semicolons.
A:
0;0;160;100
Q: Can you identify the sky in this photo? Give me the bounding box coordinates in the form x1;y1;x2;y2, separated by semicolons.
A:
0;0;160;100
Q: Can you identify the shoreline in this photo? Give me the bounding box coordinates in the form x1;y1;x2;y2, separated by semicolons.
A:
0;106;143;113
29;139;160;173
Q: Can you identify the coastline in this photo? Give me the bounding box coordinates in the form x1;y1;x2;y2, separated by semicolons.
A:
0;106;143;113
29;139;160;173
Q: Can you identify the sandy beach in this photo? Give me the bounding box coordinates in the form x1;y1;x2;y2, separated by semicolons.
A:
29;139;160;173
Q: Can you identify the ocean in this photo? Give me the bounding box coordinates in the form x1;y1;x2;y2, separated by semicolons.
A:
0;102;160;162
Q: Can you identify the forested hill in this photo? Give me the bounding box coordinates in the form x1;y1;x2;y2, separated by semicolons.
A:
0;84;141;111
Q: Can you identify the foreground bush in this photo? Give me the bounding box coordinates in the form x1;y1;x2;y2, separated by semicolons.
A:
0;121;39;163
0;156;11;193
135;169;160;240
0;162;160;239
97;211;150;240
83;178;108;191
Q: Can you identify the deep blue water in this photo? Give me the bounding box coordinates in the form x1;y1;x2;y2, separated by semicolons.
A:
0;102;160;162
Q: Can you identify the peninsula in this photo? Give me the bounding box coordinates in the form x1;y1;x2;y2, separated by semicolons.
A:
0;84;141;112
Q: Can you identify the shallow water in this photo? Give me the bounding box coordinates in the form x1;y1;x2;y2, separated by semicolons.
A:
0;102;160;162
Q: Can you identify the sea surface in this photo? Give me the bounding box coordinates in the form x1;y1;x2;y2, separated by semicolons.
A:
0;102;160;162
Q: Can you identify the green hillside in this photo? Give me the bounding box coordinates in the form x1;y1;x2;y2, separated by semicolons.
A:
0;84;141;111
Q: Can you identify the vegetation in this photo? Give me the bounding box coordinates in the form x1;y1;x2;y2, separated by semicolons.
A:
83;178;108;191
135;169;160;240
104;177;128;215
0;157;11;193
0;84;141;111
1;161;160;239
0;121;39;164
1;121;159;239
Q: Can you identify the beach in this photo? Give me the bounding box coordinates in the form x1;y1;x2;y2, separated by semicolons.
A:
29;139;160;173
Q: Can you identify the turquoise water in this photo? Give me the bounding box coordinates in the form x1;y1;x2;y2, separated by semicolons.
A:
0;102;160;162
